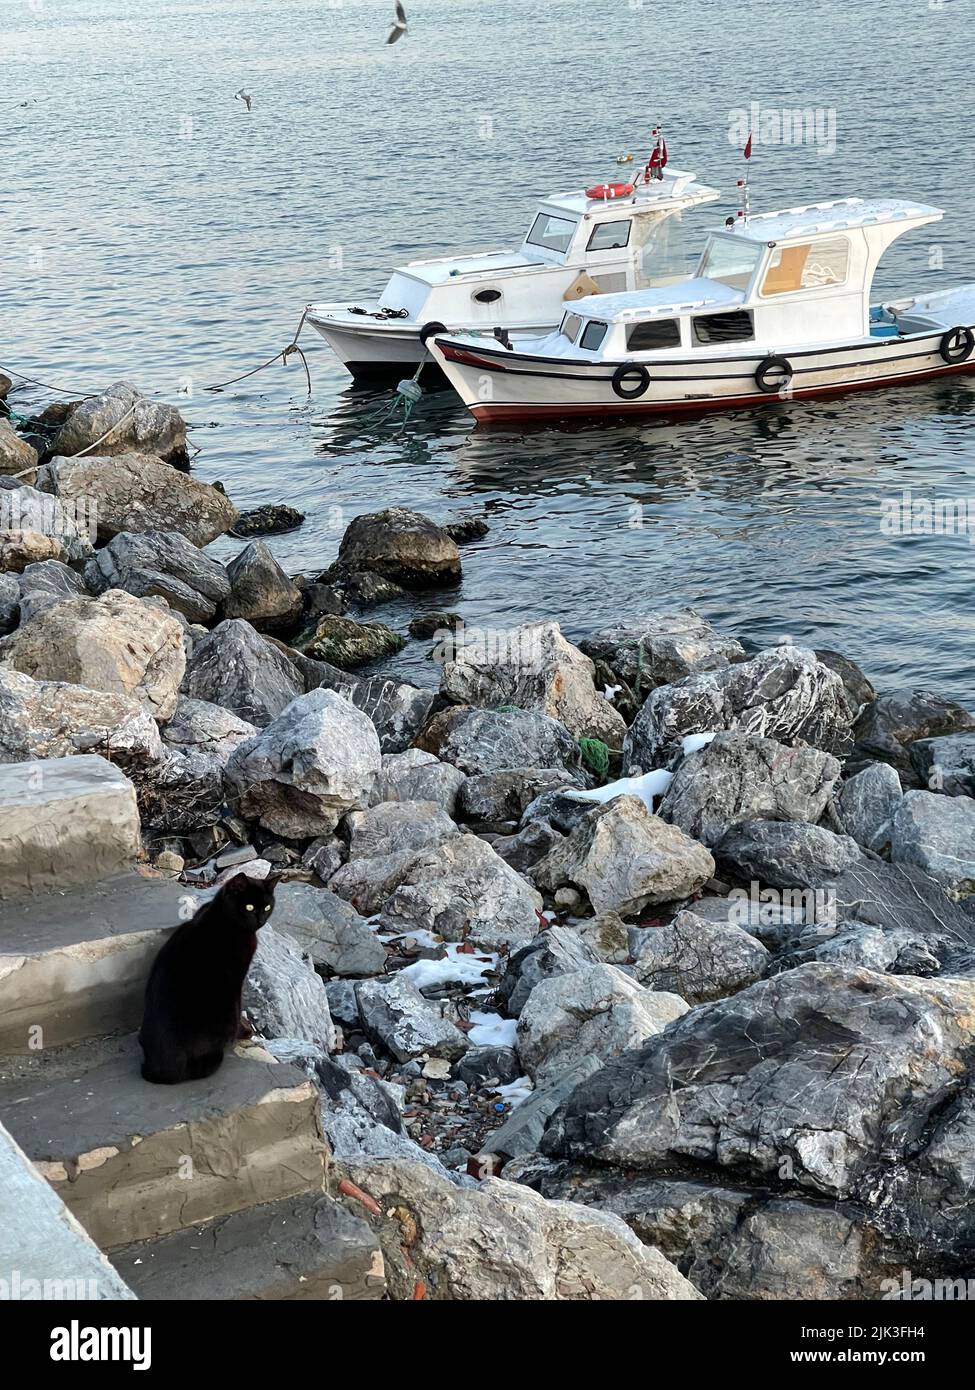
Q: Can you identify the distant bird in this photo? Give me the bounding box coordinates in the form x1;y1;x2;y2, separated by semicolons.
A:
235;89;253;112
386;2;408;44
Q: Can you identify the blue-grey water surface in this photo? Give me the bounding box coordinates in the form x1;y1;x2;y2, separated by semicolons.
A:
3;0;974;700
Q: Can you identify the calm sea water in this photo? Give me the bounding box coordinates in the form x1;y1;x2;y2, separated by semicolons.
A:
3;0;974;701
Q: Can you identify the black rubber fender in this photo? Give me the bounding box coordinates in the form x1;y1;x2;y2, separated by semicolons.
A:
755;354;794;394
939;326;975;364
419;320;447;346
611;361;651;399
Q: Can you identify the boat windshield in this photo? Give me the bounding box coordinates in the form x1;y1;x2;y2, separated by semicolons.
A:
698;235;763;290
526;213;578;256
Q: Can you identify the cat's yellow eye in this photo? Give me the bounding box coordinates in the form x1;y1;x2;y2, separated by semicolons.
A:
245;904;254;912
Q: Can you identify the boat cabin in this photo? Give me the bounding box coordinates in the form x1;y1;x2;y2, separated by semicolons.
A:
554;197;943;356
376;168;720;330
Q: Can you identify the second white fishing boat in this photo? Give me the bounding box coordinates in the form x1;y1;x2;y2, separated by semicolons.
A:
426;196;975;422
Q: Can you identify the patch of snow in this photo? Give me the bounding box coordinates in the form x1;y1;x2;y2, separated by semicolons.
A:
565;768;673;812
400;943;498;991
496;1075;534;1108
681;731;719;757
468;1011;518;1048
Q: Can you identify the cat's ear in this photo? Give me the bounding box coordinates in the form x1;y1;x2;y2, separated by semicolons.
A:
263;873;283;891
223;872;252;895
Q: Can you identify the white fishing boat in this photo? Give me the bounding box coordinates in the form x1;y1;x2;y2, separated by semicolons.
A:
425;196;975;423
304;140;719;382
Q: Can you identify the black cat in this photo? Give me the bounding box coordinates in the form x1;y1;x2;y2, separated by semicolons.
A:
139;873;277;1085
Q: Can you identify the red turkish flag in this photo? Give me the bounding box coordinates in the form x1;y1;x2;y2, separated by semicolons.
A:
744;132;753;159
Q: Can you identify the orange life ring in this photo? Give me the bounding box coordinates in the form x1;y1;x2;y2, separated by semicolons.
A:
585;182;635;201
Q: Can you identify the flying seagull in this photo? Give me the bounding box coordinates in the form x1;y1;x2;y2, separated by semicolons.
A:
386;2;407;44
235;89;253;112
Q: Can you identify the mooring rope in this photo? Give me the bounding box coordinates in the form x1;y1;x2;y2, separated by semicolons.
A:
0;308;315;415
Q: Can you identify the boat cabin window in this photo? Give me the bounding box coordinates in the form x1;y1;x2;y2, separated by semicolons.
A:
560;312;582;342
760;236;851;296
587;220;631;252
579;320;608;351
627;318;682;351
697;235;762;290
527;213;578;256
693;310;754;345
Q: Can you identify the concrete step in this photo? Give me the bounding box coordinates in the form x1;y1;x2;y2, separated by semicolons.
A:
0;871;195;1053
110;1191;385;1301
0;1037;327;1250
0;755;142;897
0;1119;135;1302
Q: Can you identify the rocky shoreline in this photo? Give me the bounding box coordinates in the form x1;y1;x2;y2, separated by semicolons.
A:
3;377;975;1300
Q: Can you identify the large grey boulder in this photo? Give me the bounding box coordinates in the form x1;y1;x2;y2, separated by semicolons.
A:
499;924;602;1017
0;572;20;634
335;1157;702;1301
0;667;162;767
0;479;94;563
38;451;237;546
624;645;855;770
16;559;87;625
909;732;975;797
481;1060;602;1160
354;975;466;1062
243;924;335;1051
659;732;841;847
181;619;304;726
368;749;466;813
221;540;302;631
417;705;582;776
314;1054;458;1182
345;677;435;755
714;820;864;889
814;648;876;713
826;859;975;975
0;530;66;573
335;507;461;589
7;589;185;720
0;418;38;481
272;882;386;976
442;619;626;745
85;530;230;624
517;964;688;1086
160;695;256;760
344;799;457;861
517;1164;885;1300
532;795;715;918
890;791;975;898
292;613;404;669
327;849;422;917
226;687;381;838
580;608;745;691
379;834;543;953
631;907;769;1003
853;689;975;773
835;762;903;853
542;963;975;1205
51;382;189;466
458;767;578;828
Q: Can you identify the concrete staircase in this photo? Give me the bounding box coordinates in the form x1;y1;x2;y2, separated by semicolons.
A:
0;754;386;1301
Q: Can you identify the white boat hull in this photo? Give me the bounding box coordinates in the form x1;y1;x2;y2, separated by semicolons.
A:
430;317;975;423
306;310;430;378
